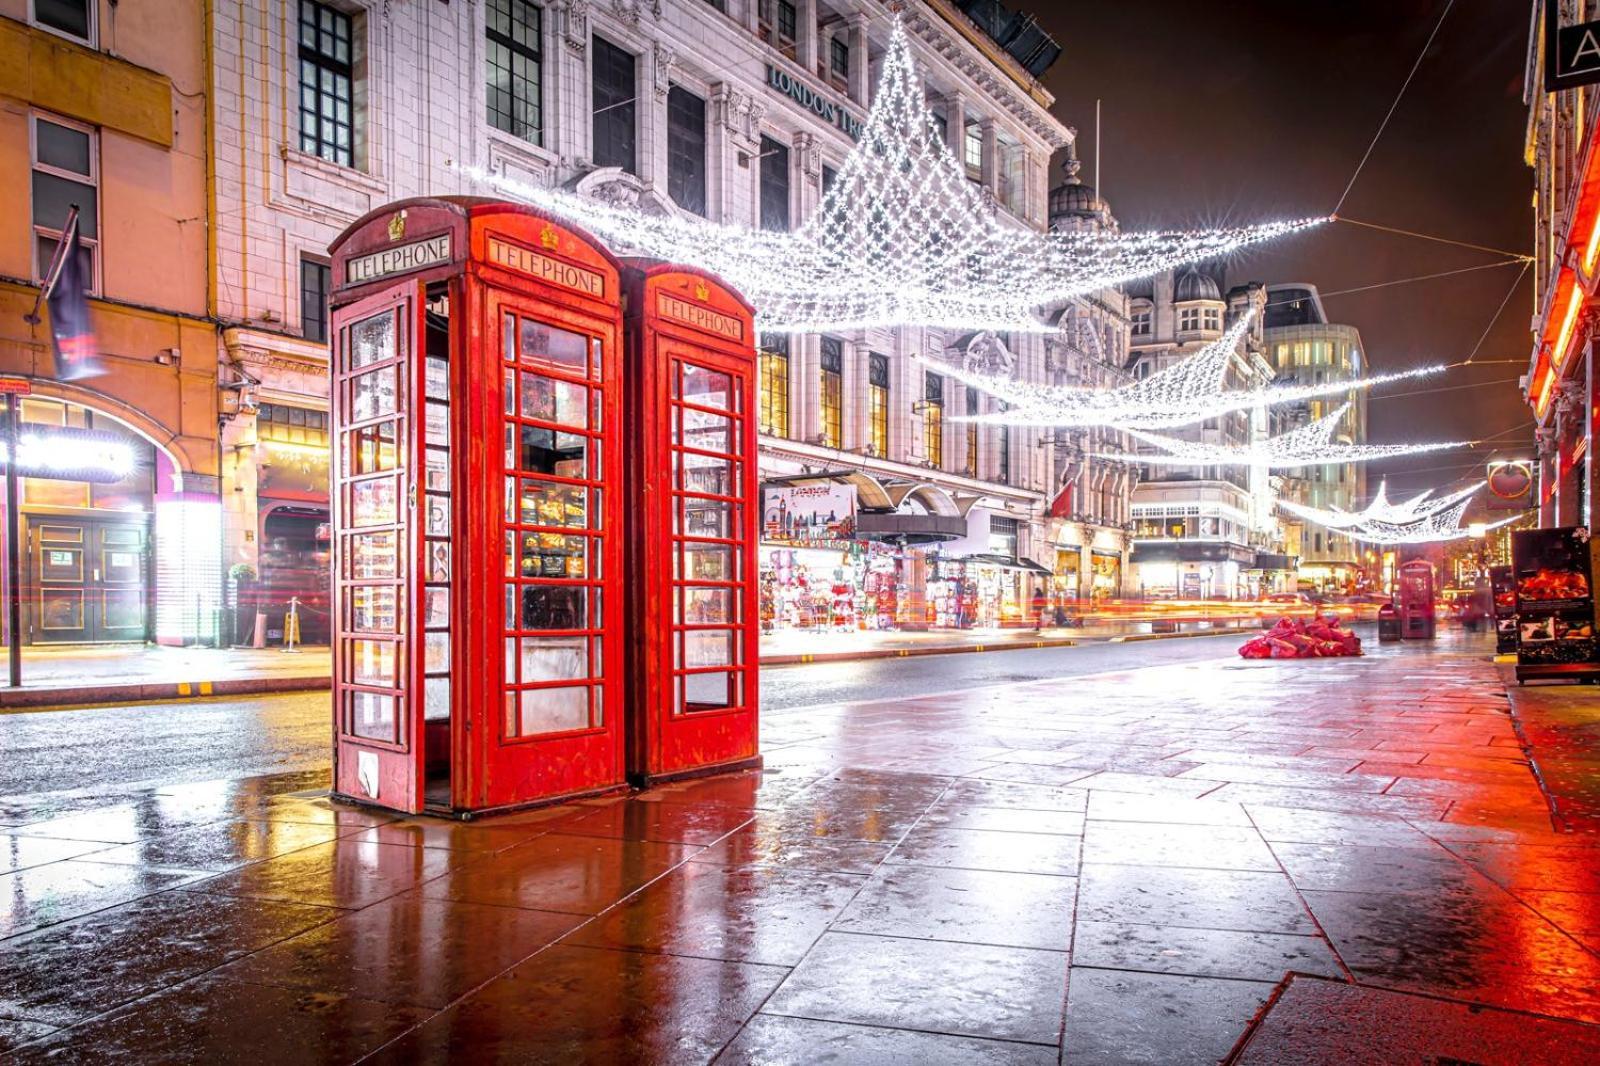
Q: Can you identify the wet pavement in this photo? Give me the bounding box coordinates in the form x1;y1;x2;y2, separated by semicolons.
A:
0;630;1597;1062
0;635;1235;801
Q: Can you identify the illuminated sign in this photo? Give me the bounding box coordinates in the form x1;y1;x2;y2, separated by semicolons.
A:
0;427;138;483
657;292;744;341
486;236;605;297
765;66;863;140
1487;459;1535;506
344;234;452;286
1547;2;1600;91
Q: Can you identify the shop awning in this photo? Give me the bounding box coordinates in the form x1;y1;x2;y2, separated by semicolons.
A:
854;512;967;544
962;553;1053;576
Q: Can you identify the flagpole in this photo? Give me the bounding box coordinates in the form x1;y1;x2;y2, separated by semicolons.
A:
24;206;78;326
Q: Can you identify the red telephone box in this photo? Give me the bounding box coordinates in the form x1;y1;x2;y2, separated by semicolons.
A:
326;197;627;815
1396;559;1437;640
622;262;762;784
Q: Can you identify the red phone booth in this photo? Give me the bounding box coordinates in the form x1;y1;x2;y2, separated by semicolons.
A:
1396;559;1437;640
622;262;762;784
326;197;627;815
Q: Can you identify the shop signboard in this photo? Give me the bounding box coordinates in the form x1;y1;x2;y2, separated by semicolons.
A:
1511;526;1600;681
1489;564;1517;655
762;483;856;545
1486;460;1535;511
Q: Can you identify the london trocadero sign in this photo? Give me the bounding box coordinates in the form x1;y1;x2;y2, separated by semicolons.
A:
765;65;863;141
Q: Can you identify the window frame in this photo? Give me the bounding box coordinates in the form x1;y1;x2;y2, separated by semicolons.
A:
666;84;708;217
758;135;791;233
485;0;544;145
867;352;889;458
30;0;95;47
922;372;943;468
298;0;357;169
30;111;99;296
819;337;843;449
757;333;790;439
301;256;333;344
591;34;638;175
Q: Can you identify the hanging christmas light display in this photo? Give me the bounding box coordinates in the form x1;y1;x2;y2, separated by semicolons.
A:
464;17;1320;333
922;312;1444;430
1094;403;1467;468
1275;481;1521;544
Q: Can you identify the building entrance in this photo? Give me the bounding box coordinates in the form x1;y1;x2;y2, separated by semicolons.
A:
25;515;150;644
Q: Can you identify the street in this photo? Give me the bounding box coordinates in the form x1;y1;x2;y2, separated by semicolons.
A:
3;628;1598;1063
0;637;1240;807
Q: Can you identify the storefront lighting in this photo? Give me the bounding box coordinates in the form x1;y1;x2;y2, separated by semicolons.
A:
1552;279;1585;372
928;312;1442;430
0;430;138;482
463;17;1319;333
1583;211;1600;275
1096;403;1466;469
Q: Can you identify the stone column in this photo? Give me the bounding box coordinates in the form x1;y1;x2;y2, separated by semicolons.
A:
797;0;818;74
980;118;998;193
942;91;968;160
847;14;869;105
640;43;675;191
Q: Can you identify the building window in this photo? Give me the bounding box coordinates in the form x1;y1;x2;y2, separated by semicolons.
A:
923;372;943;467
821;164;838;199
989;516;1018;558
830;36;849;83
1131;306;1151;337
1178;307;1200;332
486;0;542;144
591;35;636;174
702;0;726;10
759;0;797;59
820;337;843;448
759;135;790;232
997;425;1011;484
868;352;889;458
31;114;98;294
667;85;707;216
258;403;330;448
298;1;355;168
996;138;1025;215
965;387;978;475
964;119;983;177
758;333;789;438
1204;308;1221;330
32;0;93;44
301;258;331;343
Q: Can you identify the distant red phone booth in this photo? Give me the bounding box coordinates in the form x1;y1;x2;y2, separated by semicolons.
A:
326;197;627;816
622;262;762;784
1396;559;1437;640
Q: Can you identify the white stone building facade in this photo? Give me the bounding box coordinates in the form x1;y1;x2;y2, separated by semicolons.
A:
208;0;1123;633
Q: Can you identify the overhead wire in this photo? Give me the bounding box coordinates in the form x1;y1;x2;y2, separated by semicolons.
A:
1332;0;1457;216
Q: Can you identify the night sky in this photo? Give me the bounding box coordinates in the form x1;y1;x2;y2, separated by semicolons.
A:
1033;0;1533;501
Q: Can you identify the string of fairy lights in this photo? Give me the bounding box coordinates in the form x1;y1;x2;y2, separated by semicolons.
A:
466;17;1322;334
921;312;1445;430
1275;482;1521;545
461;11;1497;544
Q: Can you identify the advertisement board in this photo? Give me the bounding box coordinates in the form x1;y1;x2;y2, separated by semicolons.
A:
1489;564;1517;655
1511;526;1600;681
762;483;856;545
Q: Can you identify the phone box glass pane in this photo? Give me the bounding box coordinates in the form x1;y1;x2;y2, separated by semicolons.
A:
512;685;588;735
351;691;397;741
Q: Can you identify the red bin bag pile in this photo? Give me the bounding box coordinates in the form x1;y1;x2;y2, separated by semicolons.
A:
1239;614;1363;659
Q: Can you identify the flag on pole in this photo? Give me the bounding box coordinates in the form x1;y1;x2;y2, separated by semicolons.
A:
41;208;101;381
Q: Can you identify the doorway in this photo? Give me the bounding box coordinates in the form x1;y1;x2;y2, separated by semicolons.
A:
25;516;151;644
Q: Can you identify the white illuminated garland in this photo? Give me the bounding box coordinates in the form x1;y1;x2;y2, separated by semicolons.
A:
1276;482;1521;544
464;17;1320;333
922;312;1443;430
1094;403;1467;468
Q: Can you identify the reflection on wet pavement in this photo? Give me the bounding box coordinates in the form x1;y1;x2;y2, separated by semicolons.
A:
1;633;1598;1061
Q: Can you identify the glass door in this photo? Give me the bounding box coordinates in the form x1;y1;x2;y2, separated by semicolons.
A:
331;280;424;813
488;290;623;806
668;357;753;715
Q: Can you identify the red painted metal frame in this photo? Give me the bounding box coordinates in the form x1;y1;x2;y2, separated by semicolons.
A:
328;279;426;813
328;198;627;815
622;262;761;784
